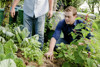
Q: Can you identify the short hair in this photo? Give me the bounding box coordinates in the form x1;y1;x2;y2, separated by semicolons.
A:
64;6;77;16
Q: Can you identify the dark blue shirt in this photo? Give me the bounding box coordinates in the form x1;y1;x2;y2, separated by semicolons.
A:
52;19;91;44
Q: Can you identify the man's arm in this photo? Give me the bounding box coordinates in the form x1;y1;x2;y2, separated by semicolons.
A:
45;37;56;60
49;37;56;52
45;20;63;60
48;0;54;18
11;0;20;18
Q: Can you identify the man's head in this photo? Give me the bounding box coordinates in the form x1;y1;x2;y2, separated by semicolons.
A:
64;6;77;25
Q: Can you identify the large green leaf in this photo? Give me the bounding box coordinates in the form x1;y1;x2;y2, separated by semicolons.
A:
0;43;4;54
4;40;18;54
20;27;30;40
0;37;6;43
62;61;71;67
0;59;16;67
5;52;16;59
92;22;98;30
14;58;25;67
74;23;85;29
71;32;78;39
74;51;84;64
14;25;30;40
15;31;22;44
75;17;82;20
81;29;89;38
86;58;94;67
0;54;6;61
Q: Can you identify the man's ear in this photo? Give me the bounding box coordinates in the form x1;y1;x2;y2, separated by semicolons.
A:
74;15;77;19
75;15;77;18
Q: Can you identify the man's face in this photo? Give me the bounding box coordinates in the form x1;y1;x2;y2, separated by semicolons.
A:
64;12;77;25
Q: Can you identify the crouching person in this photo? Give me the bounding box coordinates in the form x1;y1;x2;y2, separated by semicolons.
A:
45;6;91;60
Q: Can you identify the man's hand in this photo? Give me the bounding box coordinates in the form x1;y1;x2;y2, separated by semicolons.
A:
48;10;53;19
11;8;15;18
44;37;56;60
44;51;54;60
10;0;20;18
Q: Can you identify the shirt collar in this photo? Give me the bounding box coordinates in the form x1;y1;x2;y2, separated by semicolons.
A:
64;19;77;26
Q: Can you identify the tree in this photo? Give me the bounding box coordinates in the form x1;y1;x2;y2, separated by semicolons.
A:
86;0;99;14
69;0;85;8
0;1;5;8
2;0;12;26
57;0;85;10
0;0;23;26
97;1;100;15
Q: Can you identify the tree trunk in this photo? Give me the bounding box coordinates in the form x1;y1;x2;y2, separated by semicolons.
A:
91;3;94;14
98;8;100;15
53;0;57;11
2;0;12;26
98;3;100;15
0;1;5;8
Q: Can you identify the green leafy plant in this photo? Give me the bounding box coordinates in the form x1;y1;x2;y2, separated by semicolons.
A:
21;35;44;65
54;17;100;67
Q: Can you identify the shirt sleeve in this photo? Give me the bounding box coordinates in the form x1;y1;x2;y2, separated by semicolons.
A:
52;20;63;41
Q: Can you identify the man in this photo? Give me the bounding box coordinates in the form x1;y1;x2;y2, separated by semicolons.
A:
45;6;91;60
11;0;54;49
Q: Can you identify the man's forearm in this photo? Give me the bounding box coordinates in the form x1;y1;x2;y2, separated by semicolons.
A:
48;37;56;52
49;0;54;11
12;0;20;9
